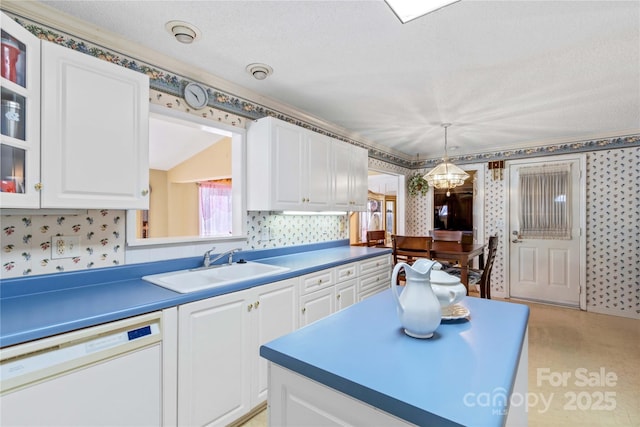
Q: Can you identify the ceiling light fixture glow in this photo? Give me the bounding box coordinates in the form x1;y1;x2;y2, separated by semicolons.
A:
385;0;460;24
423;123;470;197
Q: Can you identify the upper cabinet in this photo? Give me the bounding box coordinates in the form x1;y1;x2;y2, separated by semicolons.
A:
247;116;368;212
332;138;368;211
0;13;41;208
40;41;149;209
1;12;150;210
246;117;331;211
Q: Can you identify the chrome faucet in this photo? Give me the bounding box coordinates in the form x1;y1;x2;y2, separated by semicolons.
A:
203;246;217;268
206;248;242;267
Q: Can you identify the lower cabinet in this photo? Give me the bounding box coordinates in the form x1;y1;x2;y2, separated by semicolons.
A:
173;254;391;426
299;286;334;328
358;254;392;300
176;278;297;427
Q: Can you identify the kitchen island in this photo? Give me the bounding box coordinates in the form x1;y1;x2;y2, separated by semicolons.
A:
260;291;529;427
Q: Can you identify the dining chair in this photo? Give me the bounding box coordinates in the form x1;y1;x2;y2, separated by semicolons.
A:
430;230;462;267
443;235;498;299
431;230;463;242
391;235;433;284
366;230;386;247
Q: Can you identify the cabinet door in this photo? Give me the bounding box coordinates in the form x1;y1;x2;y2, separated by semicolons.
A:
350;144;369;211
251;278;298;405
336;278;357;311
272;120;305;210
305;131;331;209
0;13;40;208
332;139;352;210
332;139;368;211
178;291;251;427
40;41;149;209
299;287;334;328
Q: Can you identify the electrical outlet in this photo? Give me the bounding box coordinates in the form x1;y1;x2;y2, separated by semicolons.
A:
51;236;81;259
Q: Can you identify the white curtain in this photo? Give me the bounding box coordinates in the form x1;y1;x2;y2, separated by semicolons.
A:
199;179;232;236
518;163;571;240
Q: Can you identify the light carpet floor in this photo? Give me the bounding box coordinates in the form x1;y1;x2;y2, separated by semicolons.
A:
240;299;639;426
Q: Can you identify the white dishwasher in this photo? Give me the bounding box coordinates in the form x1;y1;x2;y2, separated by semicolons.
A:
0;311;163;427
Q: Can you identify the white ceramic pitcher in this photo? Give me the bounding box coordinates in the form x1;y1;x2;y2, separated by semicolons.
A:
390;259;441;339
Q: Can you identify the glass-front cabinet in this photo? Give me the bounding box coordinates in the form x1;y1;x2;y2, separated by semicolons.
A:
0;13;40;208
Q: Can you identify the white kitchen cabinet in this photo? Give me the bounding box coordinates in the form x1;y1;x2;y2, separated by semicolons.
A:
298;261;361;327
251;278;298;404
0;15;149;211
358;254;392;301
247;116;331;211
299;286;334;328
335;262;358;311
298;268;335;327
0;12;40;208
40;41;149;209
177;278;297;427
336;278;358;311
333;138;369;211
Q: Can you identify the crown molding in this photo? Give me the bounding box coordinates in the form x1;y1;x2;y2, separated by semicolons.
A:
2;2;636;170
1;1;411;166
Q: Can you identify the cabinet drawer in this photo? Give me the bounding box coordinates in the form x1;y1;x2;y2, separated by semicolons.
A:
358;269;391;294
359;255;391;276
335;263;357;283
300;269;334;294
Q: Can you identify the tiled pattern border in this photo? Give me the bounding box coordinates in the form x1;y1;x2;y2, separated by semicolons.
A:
6;12;639;169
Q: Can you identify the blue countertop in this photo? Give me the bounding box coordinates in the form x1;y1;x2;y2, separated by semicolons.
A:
0;241;390;348
260;290;529;427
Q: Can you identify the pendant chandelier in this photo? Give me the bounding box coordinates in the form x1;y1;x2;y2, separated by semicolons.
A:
423;123;470;194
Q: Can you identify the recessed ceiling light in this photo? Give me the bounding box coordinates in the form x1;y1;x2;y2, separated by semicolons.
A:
246;63;274;80
165;20;201;44
385;0;460;24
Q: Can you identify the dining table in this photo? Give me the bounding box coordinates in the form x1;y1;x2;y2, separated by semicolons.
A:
430;241;487;291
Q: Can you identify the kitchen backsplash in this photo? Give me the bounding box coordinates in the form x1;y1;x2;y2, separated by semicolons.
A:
1;210;126;278
1;149;637;319
0;210;346;279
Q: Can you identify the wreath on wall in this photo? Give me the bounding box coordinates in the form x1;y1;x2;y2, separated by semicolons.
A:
408;173;429;197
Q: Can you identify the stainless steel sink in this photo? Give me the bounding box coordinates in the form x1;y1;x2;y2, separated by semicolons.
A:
142;261;290;293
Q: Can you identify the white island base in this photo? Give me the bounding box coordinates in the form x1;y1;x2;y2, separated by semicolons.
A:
261;293;529;427
268;334;527;427
268;362;414;426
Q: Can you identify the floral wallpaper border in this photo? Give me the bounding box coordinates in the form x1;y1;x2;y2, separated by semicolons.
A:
6;11;639;169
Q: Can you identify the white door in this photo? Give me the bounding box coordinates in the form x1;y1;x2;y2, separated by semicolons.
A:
507;155;585;307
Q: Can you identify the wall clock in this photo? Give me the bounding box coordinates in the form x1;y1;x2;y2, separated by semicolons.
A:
183;82;209;109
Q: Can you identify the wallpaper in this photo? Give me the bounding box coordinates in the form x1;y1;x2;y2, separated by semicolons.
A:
585;148;639;317
403;148;639;318
1;210;126;278
1;149;638;318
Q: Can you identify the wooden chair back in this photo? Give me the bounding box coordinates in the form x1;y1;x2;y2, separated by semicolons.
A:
479;235;498;299
366;230;386;247
431;230;463;242
391;235;432;265
431;230;473;252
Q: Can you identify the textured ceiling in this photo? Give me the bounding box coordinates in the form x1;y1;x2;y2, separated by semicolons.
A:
36;0;640;161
